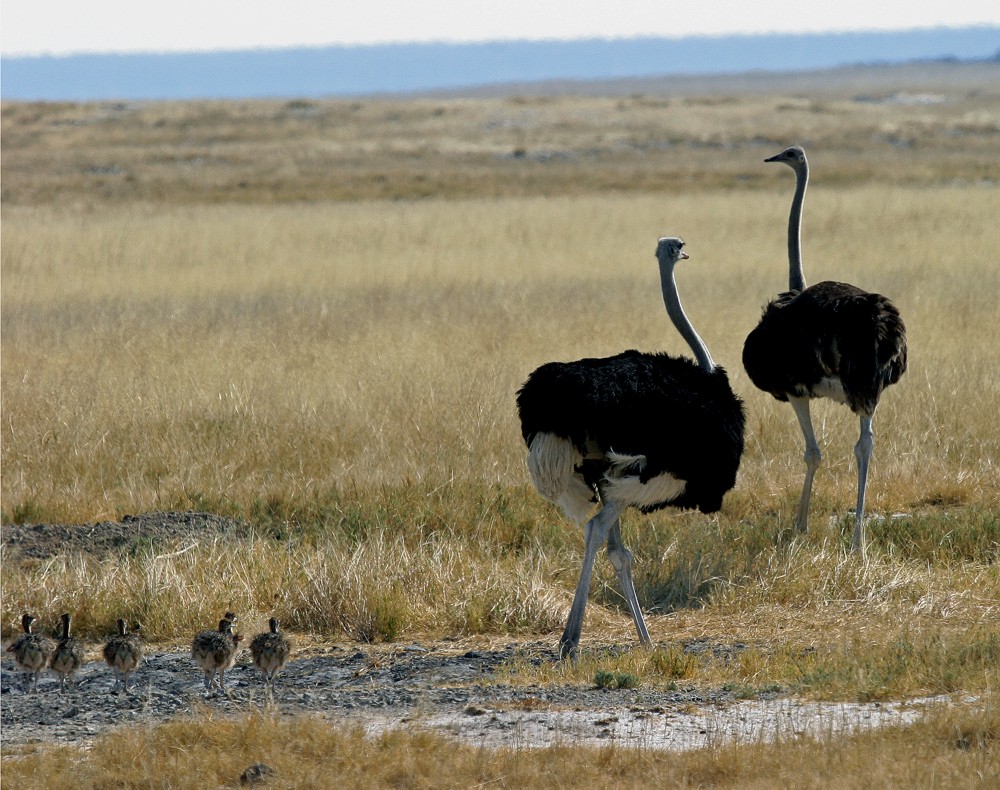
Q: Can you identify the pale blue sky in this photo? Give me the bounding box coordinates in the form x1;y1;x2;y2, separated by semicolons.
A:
3;1;999;57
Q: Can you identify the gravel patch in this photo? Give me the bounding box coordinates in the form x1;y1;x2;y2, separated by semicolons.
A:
1;639;946;752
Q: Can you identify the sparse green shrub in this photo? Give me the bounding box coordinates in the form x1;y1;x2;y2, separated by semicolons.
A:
649;645;698;679
594;670;641;689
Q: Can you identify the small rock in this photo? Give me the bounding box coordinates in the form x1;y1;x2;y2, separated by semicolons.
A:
239;762;276;785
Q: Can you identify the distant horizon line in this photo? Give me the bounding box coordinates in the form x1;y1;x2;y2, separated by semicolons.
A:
4;22;998;61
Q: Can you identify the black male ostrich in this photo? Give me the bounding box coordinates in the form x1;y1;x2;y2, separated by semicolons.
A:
743;145;907;553
517;237;745;658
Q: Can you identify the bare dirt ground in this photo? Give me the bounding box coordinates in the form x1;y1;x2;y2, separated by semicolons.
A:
1;511;245;560
0;513;945;752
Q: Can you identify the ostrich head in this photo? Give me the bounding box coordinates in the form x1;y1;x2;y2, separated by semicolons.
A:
219;618;244;642
21;613;36;632
765;145;807;169
655;236;689;265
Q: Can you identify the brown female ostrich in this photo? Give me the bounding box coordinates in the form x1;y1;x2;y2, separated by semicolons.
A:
743;145;907;552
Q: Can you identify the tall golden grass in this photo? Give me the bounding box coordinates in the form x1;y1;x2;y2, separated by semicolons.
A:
3;186;999;521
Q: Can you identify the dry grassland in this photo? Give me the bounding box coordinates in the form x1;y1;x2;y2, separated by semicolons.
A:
3;62;999;206
2;65;999;784
3;188;998;527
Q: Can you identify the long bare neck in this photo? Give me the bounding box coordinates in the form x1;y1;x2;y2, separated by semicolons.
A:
787;159;808;291
659;262;715;373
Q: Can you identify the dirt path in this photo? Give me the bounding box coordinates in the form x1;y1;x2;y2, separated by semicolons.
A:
1;638;939;752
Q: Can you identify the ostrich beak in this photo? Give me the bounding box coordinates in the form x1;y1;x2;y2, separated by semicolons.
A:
680;251;689;260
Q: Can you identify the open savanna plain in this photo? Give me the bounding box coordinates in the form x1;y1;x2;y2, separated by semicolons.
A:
2;61;999;786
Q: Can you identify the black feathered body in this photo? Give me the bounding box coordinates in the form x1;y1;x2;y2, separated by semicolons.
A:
517;349;745;514
742;280;907;416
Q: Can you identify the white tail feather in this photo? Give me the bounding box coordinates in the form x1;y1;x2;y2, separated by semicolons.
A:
603;451;687;508
527;433;595;524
